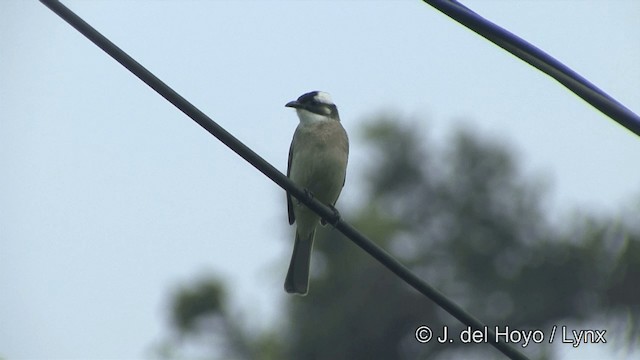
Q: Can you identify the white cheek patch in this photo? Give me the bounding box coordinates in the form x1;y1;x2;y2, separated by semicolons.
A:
313;91;334;105
296;109;332;124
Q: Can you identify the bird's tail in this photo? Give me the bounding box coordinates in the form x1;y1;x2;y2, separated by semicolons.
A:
284;230;316;296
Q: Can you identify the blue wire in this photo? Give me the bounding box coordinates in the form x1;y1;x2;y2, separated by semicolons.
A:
424;0;640;137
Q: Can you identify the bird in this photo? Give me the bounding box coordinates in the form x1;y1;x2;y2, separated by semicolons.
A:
284;91;349;295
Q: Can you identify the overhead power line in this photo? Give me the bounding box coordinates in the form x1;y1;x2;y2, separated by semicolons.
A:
39;1;530;359
37;1;639;359
423;0;640;137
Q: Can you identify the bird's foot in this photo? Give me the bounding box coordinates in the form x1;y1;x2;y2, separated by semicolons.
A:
297;188;315;205
321;204;341;227
304;188;314;201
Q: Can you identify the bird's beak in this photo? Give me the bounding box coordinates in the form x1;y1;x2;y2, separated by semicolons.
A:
285;100;303;109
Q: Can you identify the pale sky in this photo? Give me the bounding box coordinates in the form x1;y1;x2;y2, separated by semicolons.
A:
1;1;639;359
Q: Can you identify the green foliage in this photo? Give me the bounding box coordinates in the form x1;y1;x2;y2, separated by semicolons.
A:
154;276;285;360
171;278;226;334
159;116;640;359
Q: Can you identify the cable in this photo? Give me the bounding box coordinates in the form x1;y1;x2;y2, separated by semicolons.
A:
39;1;529;359
423;0;640;137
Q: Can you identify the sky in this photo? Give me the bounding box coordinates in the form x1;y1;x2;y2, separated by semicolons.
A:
1;1;639;359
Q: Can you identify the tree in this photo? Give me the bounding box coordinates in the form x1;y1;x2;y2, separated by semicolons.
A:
152;275;284;360
158;116;640;359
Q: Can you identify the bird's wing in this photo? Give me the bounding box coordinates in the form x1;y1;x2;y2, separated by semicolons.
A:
286;131;296;225
335;128;349;205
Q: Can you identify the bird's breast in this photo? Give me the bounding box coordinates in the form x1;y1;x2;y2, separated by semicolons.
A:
289;121;348;205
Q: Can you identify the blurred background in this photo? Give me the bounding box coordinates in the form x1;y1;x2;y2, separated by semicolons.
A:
1;1;639;359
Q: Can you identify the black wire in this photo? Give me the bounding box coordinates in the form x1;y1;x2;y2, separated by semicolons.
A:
423;0;640;137
39;1;529;359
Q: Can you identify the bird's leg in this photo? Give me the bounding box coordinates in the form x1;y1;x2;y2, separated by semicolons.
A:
297;188;314;205
304;188;314;201
297;188;315;205
321;204;341;227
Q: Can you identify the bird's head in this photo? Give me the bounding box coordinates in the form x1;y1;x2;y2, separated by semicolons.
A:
286;91;340;123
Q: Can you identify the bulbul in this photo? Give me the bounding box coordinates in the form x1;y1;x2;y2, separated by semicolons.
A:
284;91;349;295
